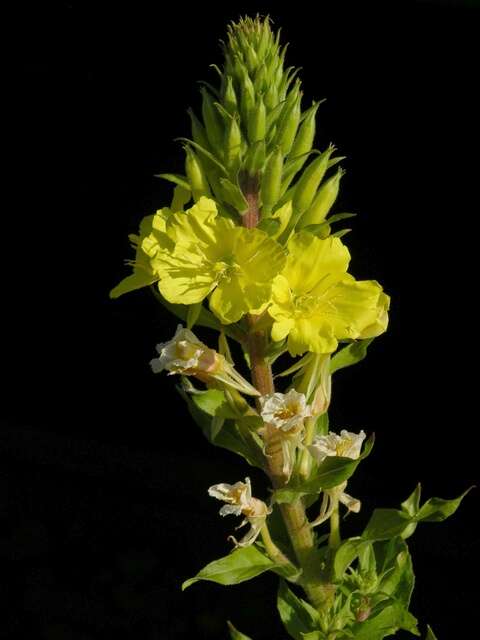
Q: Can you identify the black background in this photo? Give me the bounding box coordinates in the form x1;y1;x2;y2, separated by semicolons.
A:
3;1;479;638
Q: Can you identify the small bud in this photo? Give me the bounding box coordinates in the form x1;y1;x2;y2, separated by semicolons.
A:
264;82;279;110
298;167;344;228
224;116;243;171
247;95;267;143
289;101;320;161
201;87;224;151
261;147;284;216
222;75;238;114
292;145;335;218
185;146;211;202
245;43;259;74
239;67;256;121
277;92;302;155
243;140;266;176
253;62;267;92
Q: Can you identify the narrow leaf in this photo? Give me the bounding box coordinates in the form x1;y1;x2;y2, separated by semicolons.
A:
155;173;191;191
330;339;374;374
415;487;473;522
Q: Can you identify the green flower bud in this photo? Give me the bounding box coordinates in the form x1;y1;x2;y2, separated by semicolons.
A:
239;67;256;121
298;167;345;228
248;95;266;144
277;92;302;155
244;140;266;176
224;115;243;171
289;101;320;160
261;146;283;216
257;19;271;60
185;146;211;201
201;87;224;152
264;82;279;111
292;145;335;216
245;43;259;75
223;76;238;115
253;62;267;93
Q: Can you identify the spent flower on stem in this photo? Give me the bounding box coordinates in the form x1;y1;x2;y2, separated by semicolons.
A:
208;478;270;547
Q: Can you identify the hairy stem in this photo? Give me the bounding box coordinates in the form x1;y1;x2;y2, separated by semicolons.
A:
243;187;335;611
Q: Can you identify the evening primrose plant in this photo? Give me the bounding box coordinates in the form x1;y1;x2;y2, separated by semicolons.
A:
111;16;469;640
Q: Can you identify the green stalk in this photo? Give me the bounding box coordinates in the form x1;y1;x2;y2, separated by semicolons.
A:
328;498;341;549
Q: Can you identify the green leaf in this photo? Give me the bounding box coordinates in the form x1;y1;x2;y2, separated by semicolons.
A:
332;538;370;582
350;599;419;639
330;339;374;374
362;509;413;541
190;388;230;417
277;580;319;639
227;621;253;639
364;487;473;543
415;487;473;522
179;388;265;469
182;545;274;590
215;420;265;469
274;435;374;503
425;625;438;640
401;484;422;517
378;540;415;607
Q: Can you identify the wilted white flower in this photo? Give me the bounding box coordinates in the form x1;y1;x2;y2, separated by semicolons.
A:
260;389;311;432
259;389;312;481
308;429;366;527
208;478;270;547
150;324;259;395
150;325;217;375
308;429;366;463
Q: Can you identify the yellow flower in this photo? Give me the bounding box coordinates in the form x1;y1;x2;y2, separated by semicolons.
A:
153;197;286;324
268;231;389;355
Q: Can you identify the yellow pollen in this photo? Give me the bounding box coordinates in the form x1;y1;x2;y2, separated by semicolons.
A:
336;438;354;457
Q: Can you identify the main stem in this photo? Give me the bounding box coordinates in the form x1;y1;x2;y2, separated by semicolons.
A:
243;183;334;611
